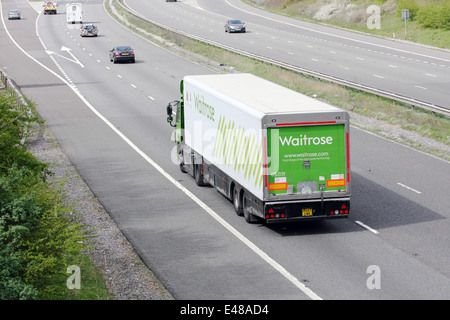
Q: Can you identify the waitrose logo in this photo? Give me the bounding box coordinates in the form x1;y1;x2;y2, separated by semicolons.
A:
279;134;333;146
194;94;215;121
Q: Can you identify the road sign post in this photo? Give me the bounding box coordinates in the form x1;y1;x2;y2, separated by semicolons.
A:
402;9;409;37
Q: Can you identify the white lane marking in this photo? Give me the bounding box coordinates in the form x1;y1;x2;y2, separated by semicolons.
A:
5;3;321;301
131;84;136;88
425;73;437;77
414;85;427;90
397;183;422;194
61;46;85;67
388;65;398;68
373;74;384;79
355;221;379;235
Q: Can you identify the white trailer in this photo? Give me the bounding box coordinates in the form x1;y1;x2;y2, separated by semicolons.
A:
167;73;351;224
66;3;82;24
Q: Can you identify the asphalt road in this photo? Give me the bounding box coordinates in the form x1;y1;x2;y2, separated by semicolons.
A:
1;0;450;300
126;0;450;110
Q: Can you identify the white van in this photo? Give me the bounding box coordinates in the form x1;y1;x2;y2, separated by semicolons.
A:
66;3;82;24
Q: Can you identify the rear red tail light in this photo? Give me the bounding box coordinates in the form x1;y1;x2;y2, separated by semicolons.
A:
265;207;286;220
330;204;349;215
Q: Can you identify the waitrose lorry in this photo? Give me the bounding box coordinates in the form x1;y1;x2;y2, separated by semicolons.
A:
166;73;351;223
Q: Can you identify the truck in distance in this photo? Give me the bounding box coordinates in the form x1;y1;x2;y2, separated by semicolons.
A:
66;3;82;24
166;73;351;224
43;1;57;15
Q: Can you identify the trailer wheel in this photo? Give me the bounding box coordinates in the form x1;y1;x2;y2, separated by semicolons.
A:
243;197;258;223
233;187;243;216
178;146;187;173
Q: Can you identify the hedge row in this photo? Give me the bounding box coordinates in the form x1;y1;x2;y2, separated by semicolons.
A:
0;89;86;299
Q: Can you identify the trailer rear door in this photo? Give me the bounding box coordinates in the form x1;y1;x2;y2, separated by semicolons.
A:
266;124;348;195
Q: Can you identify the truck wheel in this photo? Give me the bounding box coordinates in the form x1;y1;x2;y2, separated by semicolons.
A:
178;148;187;173
233;187;243;216
243;197;258;223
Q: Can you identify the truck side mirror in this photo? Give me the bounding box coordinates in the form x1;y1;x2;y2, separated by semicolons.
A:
166;103;174;125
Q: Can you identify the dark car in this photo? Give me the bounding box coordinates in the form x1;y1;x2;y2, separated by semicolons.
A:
80;24;98;37
109;46;135;64
225;19;246;33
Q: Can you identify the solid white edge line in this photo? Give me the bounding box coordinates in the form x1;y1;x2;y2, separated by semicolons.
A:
2;0;322;301
355;221;379;235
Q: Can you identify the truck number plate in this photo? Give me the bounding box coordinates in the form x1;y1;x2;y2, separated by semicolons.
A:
302;208;313;217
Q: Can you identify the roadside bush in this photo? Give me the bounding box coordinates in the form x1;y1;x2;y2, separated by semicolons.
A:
20;184;86;299
0;91;47;176
396;0;420;20
281;0;299;9
0;165;47;299
0;89;88;299
417;1;450;29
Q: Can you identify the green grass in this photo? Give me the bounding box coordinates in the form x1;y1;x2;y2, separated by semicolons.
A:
36;253;114;300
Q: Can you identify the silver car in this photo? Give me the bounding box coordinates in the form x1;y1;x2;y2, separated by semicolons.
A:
225;19;246;33
80;24;98;37
8;10;21;20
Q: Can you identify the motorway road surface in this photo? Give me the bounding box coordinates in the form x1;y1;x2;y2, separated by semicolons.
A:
126;0;450;110
1;0;450;299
